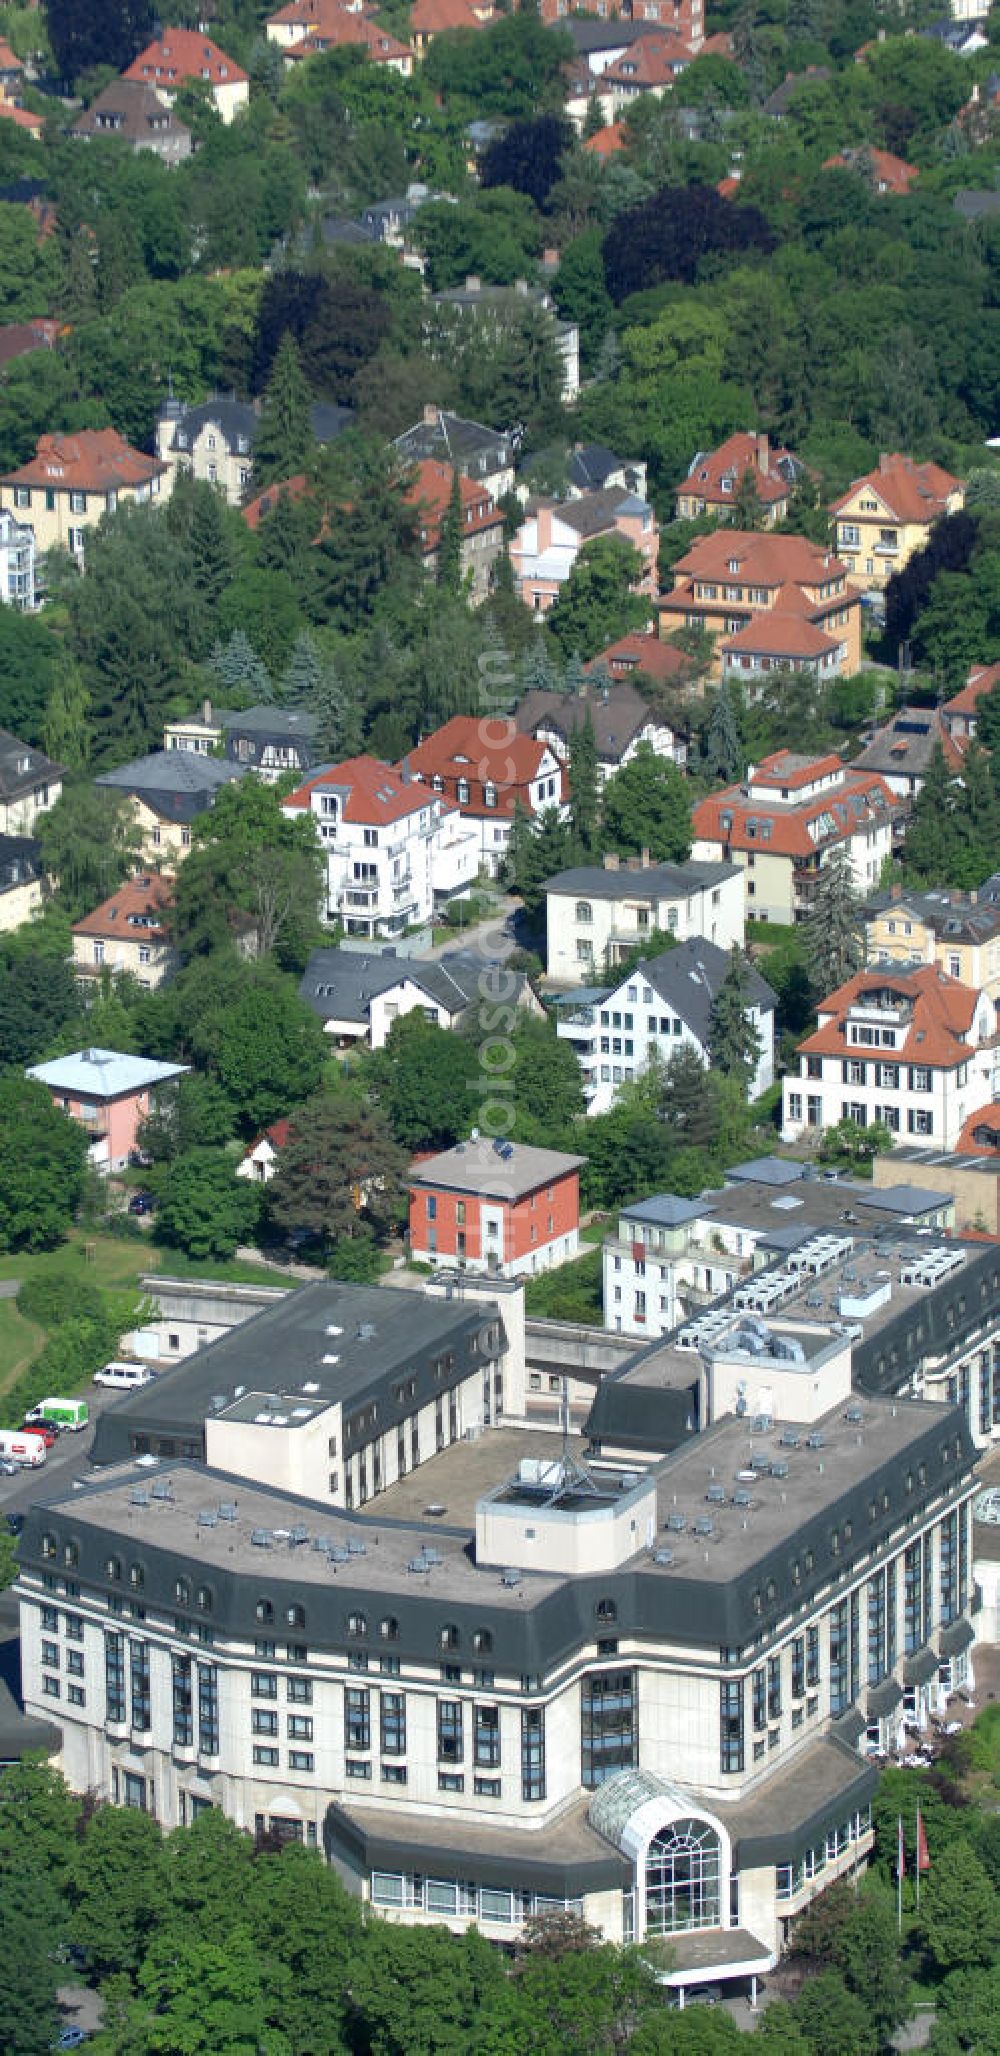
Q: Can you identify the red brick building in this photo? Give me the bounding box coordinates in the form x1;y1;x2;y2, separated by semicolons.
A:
409;1137;585;1277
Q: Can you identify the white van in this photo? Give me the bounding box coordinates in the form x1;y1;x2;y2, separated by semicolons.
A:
93;1361;154;1391
0;1430;47;1467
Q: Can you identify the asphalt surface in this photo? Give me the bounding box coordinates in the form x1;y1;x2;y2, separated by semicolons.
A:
0;1389;114;1523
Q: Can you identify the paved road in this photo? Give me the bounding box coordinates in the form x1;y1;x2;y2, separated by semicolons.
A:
424;895;521;961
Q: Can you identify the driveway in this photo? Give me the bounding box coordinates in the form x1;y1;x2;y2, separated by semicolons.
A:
424;895;521;961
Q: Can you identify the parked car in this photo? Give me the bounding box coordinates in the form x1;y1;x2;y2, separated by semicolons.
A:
128;1191;155;1216
22;1420;57;1448
52;2031;89;2051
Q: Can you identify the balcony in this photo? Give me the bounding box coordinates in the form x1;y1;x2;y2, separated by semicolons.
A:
340;887;380;910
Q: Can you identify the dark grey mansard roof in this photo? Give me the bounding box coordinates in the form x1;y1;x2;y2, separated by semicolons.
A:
300;944;534;1028
545;859;738;902
615;937;777;1037
88;1280;504;1469
33;1393;975;1680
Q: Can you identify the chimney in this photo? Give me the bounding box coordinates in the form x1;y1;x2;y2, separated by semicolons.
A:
890;882;902;899
514;277;529;296
640;846;651;868
756;433;769;476
202;697;212;724
603;853;619;872
626;855;641;872
879;454;891;473
464;275;481;294
423;403;440;426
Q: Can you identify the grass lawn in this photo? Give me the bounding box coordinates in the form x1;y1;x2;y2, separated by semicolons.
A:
0;1299;45;1396
580;1219;609;1246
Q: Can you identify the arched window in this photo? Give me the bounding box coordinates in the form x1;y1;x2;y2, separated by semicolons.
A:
256;1599;274;1624
287;1604;305;1629
576;901;593;924
128;1560;143;1589
473;1627;493;1654
347;1612;367;1637
196;1585;212;1613
64;1541;79;1568
645;1819;721;1936
379;1616;399;1641
175;1578;190;1606
42;1533;57;1561
440;1623;460;1651
595;1598;617;1624
105;1554;121;1580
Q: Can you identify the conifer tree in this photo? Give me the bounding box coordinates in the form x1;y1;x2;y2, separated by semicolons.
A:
519;638;562;695
437;467;464;596
563;650;588;696
282;631;323;706
208;631;273;704
254;332;314;487
568;710;600;854
700;678;743;785
42;652;91;771
706;946;763;1094
802;848;865;1000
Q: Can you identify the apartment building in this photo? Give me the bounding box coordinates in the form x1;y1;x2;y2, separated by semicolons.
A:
95;751;245;866
0;728;61;833
394;408;518;502
0;833;44;930
830;455;964;592
545;853;744;984
555;936;776;1115
658;532;861;681
404;459;503;601
691;750;897;926
26;1047;188;1172
0;430;169;562
864;883;1000;1001
781;965;999;1152
18;1385;975;1984
409;1138;584;1277
283;754;479;936
401;716;565;878
0;506;36;607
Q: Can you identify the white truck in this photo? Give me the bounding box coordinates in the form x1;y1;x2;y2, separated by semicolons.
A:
25;1397;89;1433
0;1429;47;1467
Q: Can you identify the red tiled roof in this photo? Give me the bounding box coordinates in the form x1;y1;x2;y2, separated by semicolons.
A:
241;474;308;532
602;29;691;86
72;873;173;941
670;529;849;588
0;319;60;368
677;432;803;510
957;1102;1000;1155
822;146;918;193
285;13;410;58
285;754;434;826
1;428;166;491
692;765;896;859
0;39;23;72
403;458;500;551
830;453;963;525
243;1116;293;1160
722;613;839;659
268;0;376;24
124;28;248;89
943;665;1000;719
584;121;627;158
716;175;741;198
798;964;981;1072
0;101;40;134
750;749;845;789
585;631;691;682
401;715;564;819
410;0;490;31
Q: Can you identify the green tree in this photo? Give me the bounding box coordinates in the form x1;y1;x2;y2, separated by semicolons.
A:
793;1970;878;2056
47;0;154;83
505;801;580;922
547;535;651;662
601;744;692;863
700;679;744;785
919;1839;1000;1976
802;849;865;1000
68;1803;166;1980
208;631;273;705
0;1078;89;1249
568;711;600;854
510;1013;586;1145
36;781;143;924
41;651;92;773
0;947;81;1070
833;1886;912;2048
129;1924;276;2056
706;946;764;1094
254;330;314;488
369;1013;479;1151
215;973;328;1130
156;1149;262;1261
437;464;464;596
173;778;323;965
267;1093;408;1249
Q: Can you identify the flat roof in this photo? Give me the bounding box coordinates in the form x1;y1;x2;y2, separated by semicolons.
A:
89;1280;503;1466
692;1177;951;1244
410;1137;585;1200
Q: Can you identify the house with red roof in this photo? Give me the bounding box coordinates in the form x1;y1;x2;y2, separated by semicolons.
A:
236;1117;294;1185
283;754;479;935
585;629;693;689
675;432;808;528
271;0;415;72
782;963;998;1151
853;705;965;799
601;27;696;103
71;874;177;991
830;454;964;591
403;458;503;600
957;1103;1000;1156
541;0;704;43
822;146;918;196
0;100;41;138
583;120;627;158
400;714;566;876
0;429;169;564
409;0;494;56
691;749;897;925
942;665;999;751
658;530;862;680
124;28;249;122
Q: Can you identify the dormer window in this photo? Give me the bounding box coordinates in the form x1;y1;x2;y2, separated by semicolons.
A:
727;558;740;573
